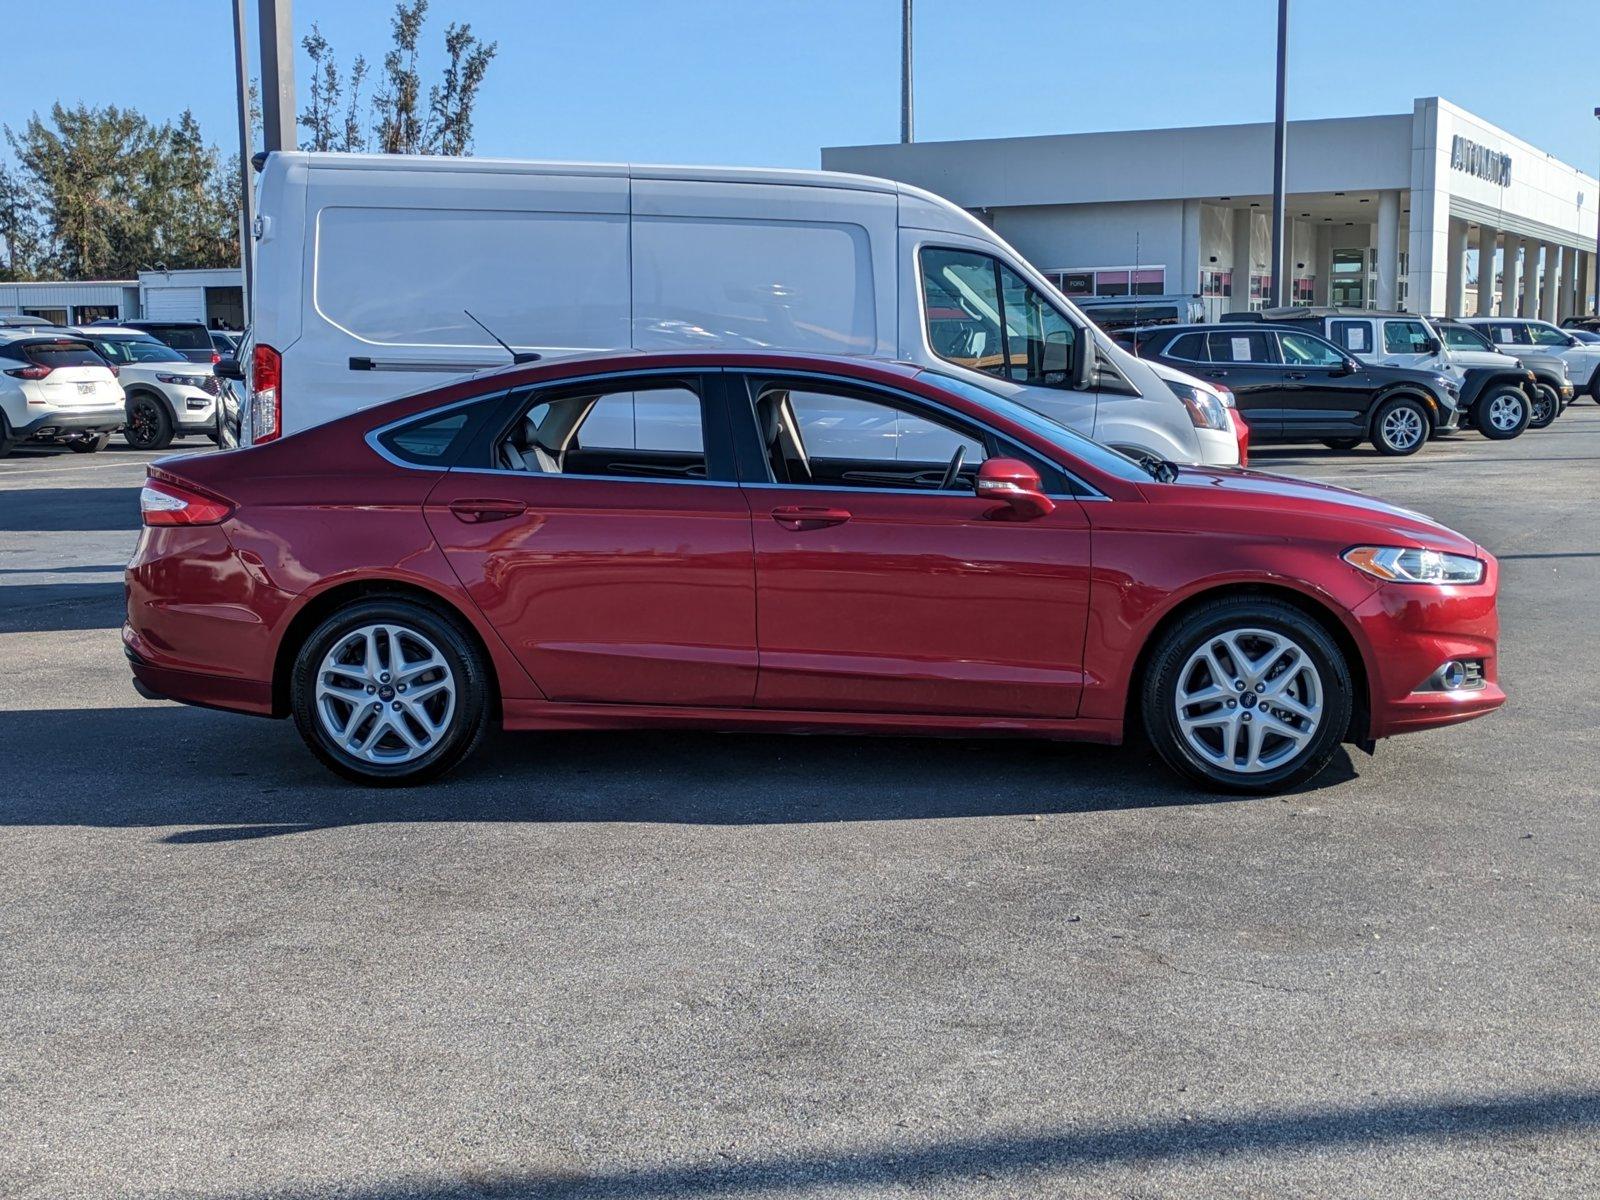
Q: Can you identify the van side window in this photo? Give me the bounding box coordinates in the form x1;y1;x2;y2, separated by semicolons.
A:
1328;320;1372;354
920;248;1077;388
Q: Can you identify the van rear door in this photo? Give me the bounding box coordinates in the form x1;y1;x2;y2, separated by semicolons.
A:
290;162;630;434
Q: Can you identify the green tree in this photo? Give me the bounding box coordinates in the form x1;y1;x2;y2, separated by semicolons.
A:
372;0;427;154
0;160;45;280
301;22;369;153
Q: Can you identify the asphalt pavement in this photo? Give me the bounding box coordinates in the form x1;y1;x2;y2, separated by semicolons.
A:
1;415;1597;1199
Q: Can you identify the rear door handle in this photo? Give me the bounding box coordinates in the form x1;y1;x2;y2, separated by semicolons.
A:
449;498;527;524
771;505;851;531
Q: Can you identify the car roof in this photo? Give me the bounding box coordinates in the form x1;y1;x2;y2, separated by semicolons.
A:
1248;306;1424;320
65;325;163;339
457;348;930;390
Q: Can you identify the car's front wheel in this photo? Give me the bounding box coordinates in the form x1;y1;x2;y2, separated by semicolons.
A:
290;597;492;785
1142;598;1353;794
1474;386;1529;440
1370;396;1430;456
124;393;174;451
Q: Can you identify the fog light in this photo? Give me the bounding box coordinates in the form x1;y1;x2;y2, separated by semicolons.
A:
1440;660;1467;690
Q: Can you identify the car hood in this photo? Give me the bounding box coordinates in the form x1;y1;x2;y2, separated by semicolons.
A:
120;363;212;381
1152;466;1481;556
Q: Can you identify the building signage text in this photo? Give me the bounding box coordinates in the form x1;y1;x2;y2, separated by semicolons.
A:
1451;135;1512;187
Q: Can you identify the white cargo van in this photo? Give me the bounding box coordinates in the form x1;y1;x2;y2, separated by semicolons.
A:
240;153;1235;465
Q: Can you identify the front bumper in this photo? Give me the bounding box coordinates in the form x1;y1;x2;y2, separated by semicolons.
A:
167;386;219;432
15;406;127;440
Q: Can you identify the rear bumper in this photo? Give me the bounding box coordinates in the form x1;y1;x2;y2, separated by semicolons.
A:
124;625;275;716
15;406;126;438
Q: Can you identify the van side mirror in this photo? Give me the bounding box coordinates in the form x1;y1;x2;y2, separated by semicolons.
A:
1072;336;1096;390
975;458;1055;521
215;355;243;381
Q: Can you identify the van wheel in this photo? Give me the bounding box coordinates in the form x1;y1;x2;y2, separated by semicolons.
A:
124;393;174;451
1141;597;1352;794
1321;437;1362;451
1475;386;1529;440
1528;384;1559;429
290;597;491;786
68;434;111;454
1370;396;1429;456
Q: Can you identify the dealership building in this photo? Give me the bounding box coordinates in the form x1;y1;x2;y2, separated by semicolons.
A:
824;97;1599;322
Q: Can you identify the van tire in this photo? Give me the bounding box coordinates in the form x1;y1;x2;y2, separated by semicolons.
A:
1370;396;1429;456
124;391;175;451
1474;385;1530;441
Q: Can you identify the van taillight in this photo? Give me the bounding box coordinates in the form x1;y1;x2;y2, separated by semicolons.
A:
140;478;233;526
251;342;282;443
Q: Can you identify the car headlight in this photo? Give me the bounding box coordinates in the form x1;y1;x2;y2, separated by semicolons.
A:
1166;380;1230;431
155;373;202;386
1343;546;1485;585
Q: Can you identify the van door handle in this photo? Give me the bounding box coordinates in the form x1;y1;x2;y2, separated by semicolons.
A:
771;506;851;531
449;499;527;524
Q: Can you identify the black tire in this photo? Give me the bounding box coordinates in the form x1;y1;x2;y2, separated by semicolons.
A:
1321;437;1362;451
124;392;174;451
1369;395;1430;456
1528;384;1559;430
0;413;15;459
1141;597;1353;794
1474;385;1530;441
67;434;111;454
290;597;492;786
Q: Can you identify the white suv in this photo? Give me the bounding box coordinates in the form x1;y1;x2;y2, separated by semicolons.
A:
0;333;125;457
70;326;221;450
1461;318;1600;399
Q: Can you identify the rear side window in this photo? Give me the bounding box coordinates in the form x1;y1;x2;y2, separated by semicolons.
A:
1204;331;1273;364
1328;320;1373;353
22;341;105;368
1163;332;1209;361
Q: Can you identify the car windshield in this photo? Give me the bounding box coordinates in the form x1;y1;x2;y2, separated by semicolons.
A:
92;337;187;364
921;372;1156;484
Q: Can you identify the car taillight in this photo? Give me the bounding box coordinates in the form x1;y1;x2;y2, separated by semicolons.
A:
140;478;234;526
4;364;51;380
211;351;221;365
1230;409;1250;468
107;364;120;378
251;342;282;443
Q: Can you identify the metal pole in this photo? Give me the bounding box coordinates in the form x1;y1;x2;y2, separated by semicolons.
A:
1268;0;1289;308
258;0;296;153
1592;107;1600;316
900;0;914;144
232;0;256;327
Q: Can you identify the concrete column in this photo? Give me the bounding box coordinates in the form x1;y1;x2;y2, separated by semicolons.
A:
1375;190;1401;310
1232;207;1255;310
1475;222;1497;316
1500;233;1521;317
1562;248;1581;321
1445;218;1469;316
1540;244;1562;321
1180;199;1203;299
1520;243;1540;317
1314;223;1333;305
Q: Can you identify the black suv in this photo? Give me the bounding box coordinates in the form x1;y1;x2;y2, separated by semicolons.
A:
106;319;218;365
1115;323;1461;456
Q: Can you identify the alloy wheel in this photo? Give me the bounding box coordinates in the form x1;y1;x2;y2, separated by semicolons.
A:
1380;405;1425;451
1173;628;1324;775
129;398;160;445
314;623;457;765
1487;393;1524;432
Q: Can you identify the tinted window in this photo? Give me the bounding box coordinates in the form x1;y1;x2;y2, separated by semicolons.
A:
1163;332;1209;361
920;248;1076;387
91;337;187;365
1277;331;1345;367
1383;320;1432;354
22;341;104;368
142;324;212;350
1328;320;1373;353
378;409;472;464
1204;331;1274;364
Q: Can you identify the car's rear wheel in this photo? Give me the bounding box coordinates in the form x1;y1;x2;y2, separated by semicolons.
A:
290;597;491;785
1322;437;1362;451
0;413;15;459
1474;386;1529;440
68;434;111;454
1142;598;1353;794
1528;384;1559;429
1370;396;1430;456
124;393;174;451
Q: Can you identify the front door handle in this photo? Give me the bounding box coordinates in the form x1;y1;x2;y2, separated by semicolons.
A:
449;498;527;524
1285;372;1308;380
771;505;851;531
1204;370;1229;379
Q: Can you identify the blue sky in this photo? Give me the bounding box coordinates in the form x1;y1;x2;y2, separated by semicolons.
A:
4;0;1599;171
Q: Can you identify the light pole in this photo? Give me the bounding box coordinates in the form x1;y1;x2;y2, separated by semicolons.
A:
259;0;296;153
900;0;914;144
231;0;256;326
1592;106;1599;316
1268;0;1290;308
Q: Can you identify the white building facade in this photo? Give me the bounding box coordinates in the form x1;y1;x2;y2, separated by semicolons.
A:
823;98;1599;321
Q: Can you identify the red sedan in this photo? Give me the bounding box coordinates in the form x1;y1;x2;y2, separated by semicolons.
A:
124;351;1504;793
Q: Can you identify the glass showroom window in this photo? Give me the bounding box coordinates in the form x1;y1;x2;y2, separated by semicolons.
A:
1201;270;1233;298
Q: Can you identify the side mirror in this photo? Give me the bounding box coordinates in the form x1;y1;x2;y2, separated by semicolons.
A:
1567;335;1582;348
975;458;1055;521
215;355;243;381
1333;356;1358;375
1072;335;1096;391
1423;337;1442;355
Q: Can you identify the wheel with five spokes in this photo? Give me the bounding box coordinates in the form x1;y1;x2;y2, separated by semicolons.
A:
1142;597;1353;794
290;597;491;785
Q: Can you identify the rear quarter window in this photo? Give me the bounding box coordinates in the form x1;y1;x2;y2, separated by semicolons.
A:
1163;332;1208;361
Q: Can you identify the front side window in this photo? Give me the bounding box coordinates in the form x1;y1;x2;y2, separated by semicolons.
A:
498;381;707;480
1204;331;1274;364
1383;320;1433;354
1277;331;1345;367
1441;324;1491;351
1529;323;1571;346
921;248;1076;388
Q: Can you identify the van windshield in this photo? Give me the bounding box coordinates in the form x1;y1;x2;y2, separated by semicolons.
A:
920;372;1153;484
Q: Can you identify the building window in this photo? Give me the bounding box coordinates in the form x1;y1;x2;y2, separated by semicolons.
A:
1046;267;1166;298
72;304;118;324
1201;270;1233;298
1292;277;1315;304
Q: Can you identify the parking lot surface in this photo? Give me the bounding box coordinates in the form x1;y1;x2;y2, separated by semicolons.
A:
3;419;1598;1199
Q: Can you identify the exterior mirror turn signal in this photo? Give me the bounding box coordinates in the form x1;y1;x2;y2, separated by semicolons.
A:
975;458;1055;521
